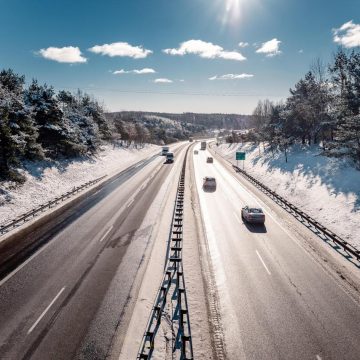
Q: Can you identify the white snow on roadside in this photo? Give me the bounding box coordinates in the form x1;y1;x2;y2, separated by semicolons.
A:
0;144;160;225
215;142;360;248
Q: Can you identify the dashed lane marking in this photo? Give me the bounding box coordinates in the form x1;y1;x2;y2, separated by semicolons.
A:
256;249;271;275
99;226;113;243
27;287;66;334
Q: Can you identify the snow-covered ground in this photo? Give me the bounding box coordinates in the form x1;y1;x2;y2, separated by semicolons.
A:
0;144;161;225
214;142;360;248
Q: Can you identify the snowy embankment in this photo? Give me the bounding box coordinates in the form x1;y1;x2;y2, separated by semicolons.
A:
215;142;360;248
0;144;160;225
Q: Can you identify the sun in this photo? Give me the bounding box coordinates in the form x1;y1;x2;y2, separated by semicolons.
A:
225;0;242;12
221;0;245;24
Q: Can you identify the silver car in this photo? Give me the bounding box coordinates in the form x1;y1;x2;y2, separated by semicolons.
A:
241;206;265;224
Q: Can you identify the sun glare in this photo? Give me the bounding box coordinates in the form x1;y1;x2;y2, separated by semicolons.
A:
221;0;246;25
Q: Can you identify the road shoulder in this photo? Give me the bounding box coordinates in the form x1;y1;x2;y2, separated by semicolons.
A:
185;147;226;360
209;142;360;306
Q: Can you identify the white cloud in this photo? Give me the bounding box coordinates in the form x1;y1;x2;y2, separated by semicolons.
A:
209;73;254;80
333;20;360;48
89;42;152;58
113;68;156;75
163;39;246;61
38;46;87;63
238;42;249;48
133;68;155;74
154;78;173;83
256;38;282;57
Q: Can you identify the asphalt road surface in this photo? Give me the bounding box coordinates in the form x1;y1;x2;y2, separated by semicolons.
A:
0;143;188;360
193;144;360;360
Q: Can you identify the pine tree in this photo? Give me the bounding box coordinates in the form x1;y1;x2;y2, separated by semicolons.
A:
24;80;65;157
0;72;43;180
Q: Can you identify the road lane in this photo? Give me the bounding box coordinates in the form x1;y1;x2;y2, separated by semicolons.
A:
0;143;188;360
193;144;360;360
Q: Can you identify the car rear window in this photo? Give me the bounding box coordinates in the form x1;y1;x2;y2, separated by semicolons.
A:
249;208;263;213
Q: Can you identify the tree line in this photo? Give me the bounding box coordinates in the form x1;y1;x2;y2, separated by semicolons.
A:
107;112;207;146
0;69;113;182
0;69;206;182
242;49;360;164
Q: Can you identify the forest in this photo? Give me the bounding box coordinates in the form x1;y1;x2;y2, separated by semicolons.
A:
230;49;360;165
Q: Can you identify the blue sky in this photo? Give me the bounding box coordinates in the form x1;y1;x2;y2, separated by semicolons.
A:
1;0;359;114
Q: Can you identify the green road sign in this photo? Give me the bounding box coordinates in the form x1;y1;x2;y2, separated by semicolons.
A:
236;152;245;160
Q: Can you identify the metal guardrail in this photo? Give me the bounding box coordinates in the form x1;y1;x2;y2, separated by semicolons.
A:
231;164;360;262
138;148;193;360
0;175;107;237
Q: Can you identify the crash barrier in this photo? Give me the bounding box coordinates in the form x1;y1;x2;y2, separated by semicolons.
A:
138;148;193;360
0;175;107;237
232;164;360;262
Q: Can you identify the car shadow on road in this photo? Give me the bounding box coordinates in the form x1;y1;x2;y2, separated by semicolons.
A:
243;221;267;233
202;187;217;193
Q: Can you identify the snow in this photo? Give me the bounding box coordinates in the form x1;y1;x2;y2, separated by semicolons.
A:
118;145;188;359
214;142;360;248
0;144;161;225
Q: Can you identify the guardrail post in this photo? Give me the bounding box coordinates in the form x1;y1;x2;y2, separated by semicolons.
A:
155;305;161;325
146;331;154;350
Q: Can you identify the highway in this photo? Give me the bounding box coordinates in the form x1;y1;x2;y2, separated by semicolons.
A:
192;143;360;360
0;143;189;360
1;140;360;360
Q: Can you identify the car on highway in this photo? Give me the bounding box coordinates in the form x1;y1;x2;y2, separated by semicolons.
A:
241;206;265;224
206;156;213;163
194;150;198;155
161;146;169;156
165;152;174;163
203;176;216;190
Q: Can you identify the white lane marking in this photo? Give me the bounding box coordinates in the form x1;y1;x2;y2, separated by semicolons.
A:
99;226;113;243
256;250;271;275
316;355;322;360
0;153;161;288
127;198;134;208
233;212;242;224
27;287;65;334
0;238;55;287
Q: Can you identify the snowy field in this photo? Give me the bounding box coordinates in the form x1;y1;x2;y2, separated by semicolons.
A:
214;142;360;248
0;144;160;225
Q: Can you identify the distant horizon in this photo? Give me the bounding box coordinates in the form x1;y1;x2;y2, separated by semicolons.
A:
104;108;254;116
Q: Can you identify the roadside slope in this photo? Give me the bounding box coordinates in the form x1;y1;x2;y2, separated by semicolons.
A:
0;144;160;224
214;142;360;248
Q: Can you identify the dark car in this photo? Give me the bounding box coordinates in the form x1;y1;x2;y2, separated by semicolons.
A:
241;206;265;224
165;152;174;163
206;157;213;163
203;176;216;191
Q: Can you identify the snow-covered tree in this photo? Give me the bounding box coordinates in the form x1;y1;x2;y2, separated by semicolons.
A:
0;79;42;180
